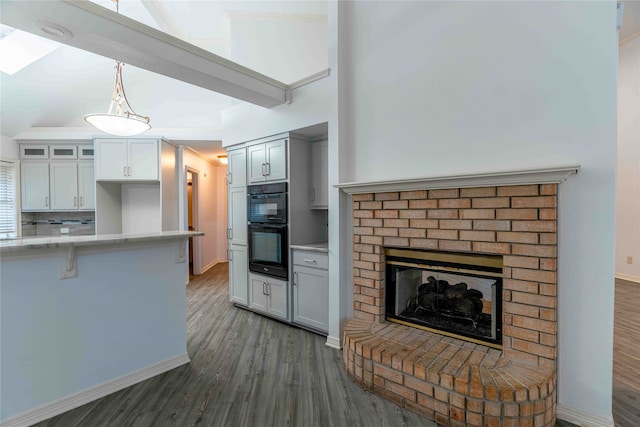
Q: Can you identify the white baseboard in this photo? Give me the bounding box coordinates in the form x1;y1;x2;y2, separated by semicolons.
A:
325;335;341;349
1;353;190;427
198;258;226;274
557;404;615;427
615;272;640;284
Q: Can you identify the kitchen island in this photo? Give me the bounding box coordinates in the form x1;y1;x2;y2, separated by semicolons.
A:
0;231;203;427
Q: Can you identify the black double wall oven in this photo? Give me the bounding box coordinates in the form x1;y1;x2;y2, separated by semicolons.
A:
247;182;288;280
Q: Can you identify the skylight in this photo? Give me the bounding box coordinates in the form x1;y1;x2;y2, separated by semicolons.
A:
0;25;62;75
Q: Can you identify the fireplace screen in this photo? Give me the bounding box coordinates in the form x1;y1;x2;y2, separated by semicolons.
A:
385;249;502;347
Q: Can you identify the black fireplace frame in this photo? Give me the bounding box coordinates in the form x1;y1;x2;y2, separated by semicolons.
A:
384;248;503;348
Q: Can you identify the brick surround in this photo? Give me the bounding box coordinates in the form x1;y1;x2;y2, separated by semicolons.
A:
344;184;558;426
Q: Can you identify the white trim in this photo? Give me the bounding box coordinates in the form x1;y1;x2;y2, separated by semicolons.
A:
557;404;615;427
199;258;226;275
325;335;341;349
615;273;640;284
1;353;190;427
288;69;331;91
335;165;581;194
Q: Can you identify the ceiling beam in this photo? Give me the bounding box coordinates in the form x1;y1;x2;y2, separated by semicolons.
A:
0;0;288;108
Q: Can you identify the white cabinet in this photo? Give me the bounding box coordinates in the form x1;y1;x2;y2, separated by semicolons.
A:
247;138;287;184
229;245;248;305
20;145;48;159
78;161;95;210
228;187;247;246
49;162;78;210
227;148;246;189
21;162;50;210
249;272;288;321
228;146;248;305
20;160;95;212
310;139;328;209
292;249;329;332
50;145;77;160
95;138;158;181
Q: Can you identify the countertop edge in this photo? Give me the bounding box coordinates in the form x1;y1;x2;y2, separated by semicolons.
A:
0;231;204;253
290;243;329;253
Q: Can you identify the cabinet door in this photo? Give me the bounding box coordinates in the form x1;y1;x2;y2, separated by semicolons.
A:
78;161;95;210
128;139;158;180
50;162;78;210
293;265;329;332
95;139;128;180
229;245;248;305
249;274;268;313
228;148;246;189
265;138;287;181
247;144;267;184
21;162;49;210
228;187;247;245
310;139;328;209
267;277;288;320
50;145;77;160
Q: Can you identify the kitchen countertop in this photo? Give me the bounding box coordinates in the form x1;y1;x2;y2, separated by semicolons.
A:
0;231;204;253
290;242;329;253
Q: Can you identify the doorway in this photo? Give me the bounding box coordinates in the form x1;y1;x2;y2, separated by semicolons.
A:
186;168;200;277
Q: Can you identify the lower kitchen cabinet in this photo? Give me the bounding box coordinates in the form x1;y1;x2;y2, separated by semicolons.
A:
249;272;288;321
292;250;328;333
228;244;248;306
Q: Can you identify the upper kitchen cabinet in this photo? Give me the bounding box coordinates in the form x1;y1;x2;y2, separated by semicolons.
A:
20;161;49;210
49;162;79;210
310;139;328;209
227;148;246;189
95;138;158;181
247;138;287;184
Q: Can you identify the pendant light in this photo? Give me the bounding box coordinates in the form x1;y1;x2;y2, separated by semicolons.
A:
84;0;150;136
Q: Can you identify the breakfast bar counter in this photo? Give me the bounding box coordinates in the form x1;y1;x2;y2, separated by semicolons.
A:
0;231;202;426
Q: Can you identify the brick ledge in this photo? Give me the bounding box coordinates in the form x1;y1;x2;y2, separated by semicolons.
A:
343;318;557;427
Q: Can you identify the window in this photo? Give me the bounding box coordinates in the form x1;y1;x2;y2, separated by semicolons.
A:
0;159;18;239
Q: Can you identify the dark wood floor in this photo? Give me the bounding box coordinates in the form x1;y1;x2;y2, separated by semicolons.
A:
613;279;640;427
33;265;635;427
35;263;432;427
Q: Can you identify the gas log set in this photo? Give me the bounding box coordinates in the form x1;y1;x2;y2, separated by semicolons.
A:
405;276;485;327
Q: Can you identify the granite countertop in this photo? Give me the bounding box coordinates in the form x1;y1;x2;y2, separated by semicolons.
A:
290;242;329;253
0;231;204;253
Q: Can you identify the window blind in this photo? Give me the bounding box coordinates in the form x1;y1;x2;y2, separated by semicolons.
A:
0;160;18;238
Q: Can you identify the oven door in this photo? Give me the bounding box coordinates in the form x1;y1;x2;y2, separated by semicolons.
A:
248;223;288;279
248;193;287;224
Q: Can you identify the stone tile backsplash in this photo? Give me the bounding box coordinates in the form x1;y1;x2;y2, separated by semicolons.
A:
21;212;95;237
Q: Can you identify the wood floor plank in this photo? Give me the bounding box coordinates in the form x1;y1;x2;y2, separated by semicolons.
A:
34;264;432;427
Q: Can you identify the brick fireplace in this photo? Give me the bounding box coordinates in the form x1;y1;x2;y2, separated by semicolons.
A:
343;184;559;426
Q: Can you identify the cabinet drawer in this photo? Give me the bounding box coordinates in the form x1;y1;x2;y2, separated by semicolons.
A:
292;250;328;269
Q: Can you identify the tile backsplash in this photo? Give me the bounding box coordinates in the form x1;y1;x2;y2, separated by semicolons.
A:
22;212;95;237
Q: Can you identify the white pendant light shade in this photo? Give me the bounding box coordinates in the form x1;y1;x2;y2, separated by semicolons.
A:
85;113;151;137
85;61;151;137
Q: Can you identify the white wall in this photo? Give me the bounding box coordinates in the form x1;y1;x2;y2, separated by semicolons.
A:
342;1;617;423
182;149;227;273
1;135;19;159
616;35;640;282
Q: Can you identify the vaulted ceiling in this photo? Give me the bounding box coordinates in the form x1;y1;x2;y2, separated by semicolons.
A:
0;0;328;161
1;1;638;162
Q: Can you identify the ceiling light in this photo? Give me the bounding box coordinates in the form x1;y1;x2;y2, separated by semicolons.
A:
218;155;228;165
84;61;151;136
84;0;150;137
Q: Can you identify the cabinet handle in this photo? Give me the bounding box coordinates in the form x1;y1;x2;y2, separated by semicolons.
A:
127;166;131;177
261;163;266;176
304;259;317;264
228;249;232;261
123;166;127;177
227;173;232;185
74;196;77;207
262;282;266;295
80;196;84;207
45;196;48;207
267;282;271;296
266;162;271;176
293;272;297;286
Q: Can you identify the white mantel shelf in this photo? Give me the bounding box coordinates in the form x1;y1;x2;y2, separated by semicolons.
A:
335;165;581;195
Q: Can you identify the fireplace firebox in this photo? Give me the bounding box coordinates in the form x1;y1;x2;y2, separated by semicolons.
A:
385;248;503;348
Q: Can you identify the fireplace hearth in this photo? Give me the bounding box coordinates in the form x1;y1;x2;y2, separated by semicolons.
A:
385;248;502;348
